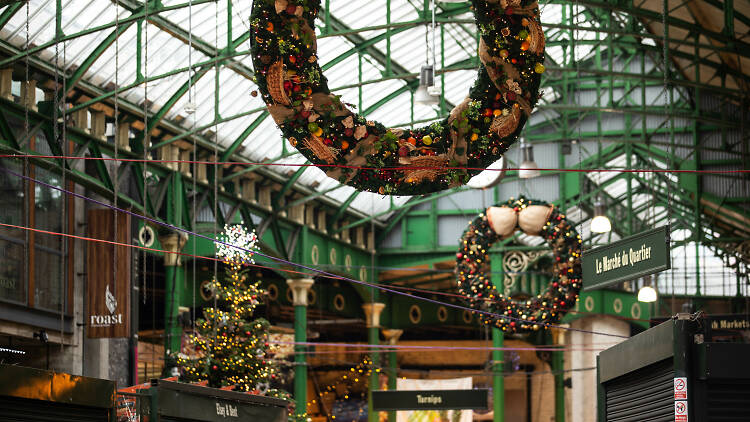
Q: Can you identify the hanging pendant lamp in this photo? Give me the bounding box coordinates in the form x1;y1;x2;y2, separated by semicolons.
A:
518;139;540;179
590;197;612;233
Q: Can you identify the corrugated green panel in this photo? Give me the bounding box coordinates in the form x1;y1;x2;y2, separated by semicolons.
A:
603;290;649;328
182;230;219;258
325;240;341;268
182;267;215;308
405;215;432;247
291;226;308;265
302;231;326;267
564;290;603;322
263;278;363;317
258;227;276;252
563;289;649;328
387;294;475;329
378;252;455;269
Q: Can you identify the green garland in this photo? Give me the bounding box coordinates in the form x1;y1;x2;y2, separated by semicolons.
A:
456;197;582;332
251;0;545;195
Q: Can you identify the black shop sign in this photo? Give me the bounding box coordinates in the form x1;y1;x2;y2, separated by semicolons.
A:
371;389;489;411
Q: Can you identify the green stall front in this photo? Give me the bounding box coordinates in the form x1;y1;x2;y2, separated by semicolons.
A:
123;379;289;422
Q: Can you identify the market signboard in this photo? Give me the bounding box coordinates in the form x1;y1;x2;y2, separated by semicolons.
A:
87;209;130;338
582;226;670;291
156;380;288;422
371;389;489;411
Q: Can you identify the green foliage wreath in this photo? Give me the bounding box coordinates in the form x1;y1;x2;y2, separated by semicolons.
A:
251;0;545;195
456;197;582;332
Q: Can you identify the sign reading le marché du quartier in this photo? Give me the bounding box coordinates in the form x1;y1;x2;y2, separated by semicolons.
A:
582;226;670;291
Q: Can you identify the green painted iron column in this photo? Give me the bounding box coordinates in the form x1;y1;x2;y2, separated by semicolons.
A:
382;329;403;422
158;231;187;355
287;278;315;417
492;327;504;422
551;330;566;422
363;303;386;422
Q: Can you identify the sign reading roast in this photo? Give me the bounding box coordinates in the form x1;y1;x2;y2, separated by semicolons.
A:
86;209;130;338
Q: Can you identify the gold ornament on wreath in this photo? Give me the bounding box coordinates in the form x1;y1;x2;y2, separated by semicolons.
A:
251;0;545;195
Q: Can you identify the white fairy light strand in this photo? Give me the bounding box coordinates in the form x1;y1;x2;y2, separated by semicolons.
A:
217;224;259;264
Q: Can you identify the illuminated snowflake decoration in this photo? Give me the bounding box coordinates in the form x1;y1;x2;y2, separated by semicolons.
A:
217;223;258;264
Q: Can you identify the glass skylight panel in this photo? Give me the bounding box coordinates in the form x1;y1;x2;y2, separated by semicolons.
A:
5;0;689;223
443;70;475;97
516;233;546;246
564;206;587;225
366;90;410;124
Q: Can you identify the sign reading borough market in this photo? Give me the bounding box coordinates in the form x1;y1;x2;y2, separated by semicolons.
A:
371;389;489;411
582;226;670;291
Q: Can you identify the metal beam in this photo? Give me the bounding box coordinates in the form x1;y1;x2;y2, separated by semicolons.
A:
115;0;256;82
0;0;216;68
60;16;135;98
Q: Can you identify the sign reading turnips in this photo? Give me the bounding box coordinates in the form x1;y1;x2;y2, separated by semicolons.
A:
371;389;488;411
87;209;130;338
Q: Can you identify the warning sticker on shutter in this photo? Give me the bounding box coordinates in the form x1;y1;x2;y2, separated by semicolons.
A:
675;400;688;421
674;377;687;400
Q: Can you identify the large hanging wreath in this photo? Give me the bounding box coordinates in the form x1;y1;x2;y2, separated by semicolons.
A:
455;197;581;332
250;0;545;195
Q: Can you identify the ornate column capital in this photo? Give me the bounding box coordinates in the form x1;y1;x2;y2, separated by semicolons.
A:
286;278;315;306
362;302;386;328
158;231;188;266
381;328;403;345
551;324;569;345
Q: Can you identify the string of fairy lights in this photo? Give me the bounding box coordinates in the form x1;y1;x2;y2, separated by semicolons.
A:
3;1;748;417
176;224;280;392
309;356;376;420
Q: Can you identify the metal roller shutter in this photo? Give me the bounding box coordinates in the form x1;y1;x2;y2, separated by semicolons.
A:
604;358;674;422
705;380;750;421
0;396;109;422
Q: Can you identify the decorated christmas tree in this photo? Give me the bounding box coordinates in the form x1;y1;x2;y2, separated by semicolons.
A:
176;224;278;392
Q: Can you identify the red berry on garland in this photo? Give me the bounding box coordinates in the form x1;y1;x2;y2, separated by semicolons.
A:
286;5;296;14
398;146;409;157
212;365;218;370
283;81;292;91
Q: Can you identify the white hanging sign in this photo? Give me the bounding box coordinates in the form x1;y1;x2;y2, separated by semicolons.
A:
674;377;688;400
